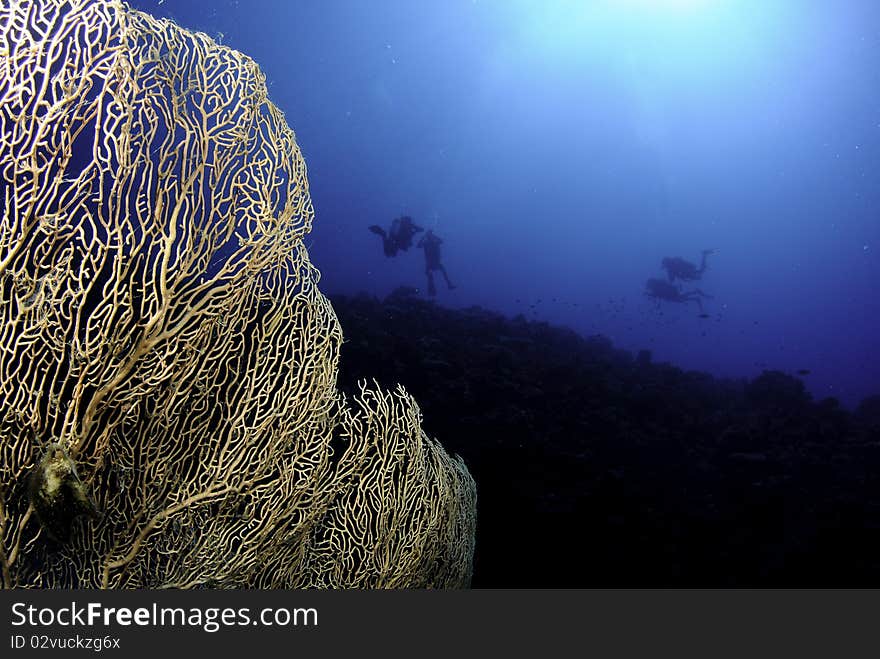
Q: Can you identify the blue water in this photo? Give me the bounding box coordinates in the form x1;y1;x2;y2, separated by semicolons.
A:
130;0;880;408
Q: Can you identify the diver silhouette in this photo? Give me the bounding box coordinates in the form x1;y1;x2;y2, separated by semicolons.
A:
368;215;423;257
644;278;712;312
662;249;715;283
417;229;455;297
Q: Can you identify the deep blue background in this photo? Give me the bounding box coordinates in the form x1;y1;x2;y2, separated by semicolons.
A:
129;0;879;407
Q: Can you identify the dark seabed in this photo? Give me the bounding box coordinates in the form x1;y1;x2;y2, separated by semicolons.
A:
332;288;880;586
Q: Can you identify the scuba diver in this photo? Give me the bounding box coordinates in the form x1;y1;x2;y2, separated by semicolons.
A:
368;215;424;257
661;249;715;283
644;278;712;312
417;229;456;297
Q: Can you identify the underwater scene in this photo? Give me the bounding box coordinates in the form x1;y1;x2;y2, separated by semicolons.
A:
0;0;878;588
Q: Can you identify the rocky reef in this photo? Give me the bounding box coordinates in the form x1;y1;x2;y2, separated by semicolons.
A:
332;288;880;586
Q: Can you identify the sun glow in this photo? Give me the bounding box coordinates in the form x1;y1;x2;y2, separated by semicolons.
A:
502;0;783;89
612;0;712;11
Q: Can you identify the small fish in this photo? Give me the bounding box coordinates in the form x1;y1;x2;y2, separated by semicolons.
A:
796;369;812;376
698;313;710;319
